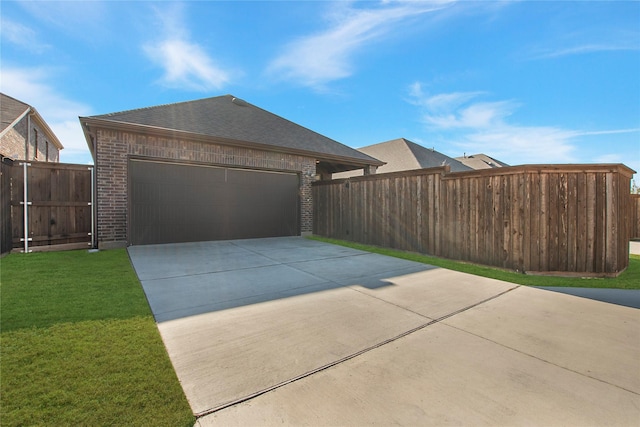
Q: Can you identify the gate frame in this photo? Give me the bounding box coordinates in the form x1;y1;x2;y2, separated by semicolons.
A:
6;160;95;253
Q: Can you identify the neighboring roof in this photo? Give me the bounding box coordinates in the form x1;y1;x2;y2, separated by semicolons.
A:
335;138;471;177
0;92;64;149
81;95;383;172
1;93;30;135
455;153;509;170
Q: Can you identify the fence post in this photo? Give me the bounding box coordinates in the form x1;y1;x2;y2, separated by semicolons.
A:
90;166;96;249
20;162;32;253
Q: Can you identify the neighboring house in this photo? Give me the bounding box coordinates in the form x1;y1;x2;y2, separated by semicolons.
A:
335;138;471;178
455;153;509;170
0;93;63;162
80;94;383;248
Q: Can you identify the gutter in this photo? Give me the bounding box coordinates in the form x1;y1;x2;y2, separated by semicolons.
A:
80;116;385;168
27;111;31;159
0;105;65;158
29;108;64;151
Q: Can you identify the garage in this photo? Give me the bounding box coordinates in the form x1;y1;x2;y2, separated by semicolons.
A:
81;94;383;249
129;159;300;245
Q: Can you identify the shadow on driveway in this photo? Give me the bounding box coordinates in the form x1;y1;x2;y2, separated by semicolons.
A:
127;237;435;322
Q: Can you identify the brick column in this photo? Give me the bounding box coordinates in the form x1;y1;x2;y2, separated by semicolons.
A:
96;130;128;248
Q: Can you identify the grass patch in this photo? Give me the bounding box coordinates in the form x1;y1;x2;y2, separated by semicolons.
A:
0;249;194;427
310;236;640;290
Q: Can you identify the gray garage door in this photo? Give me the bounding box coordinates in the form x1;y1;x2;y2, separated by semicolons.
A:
129;159;300;245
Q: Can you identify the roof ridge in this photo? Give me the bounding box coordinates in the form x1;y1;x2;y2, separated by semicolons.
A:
1;92;31;109
361;137;408;150
246;100;355;148
92;94;236;118
402;138;442;156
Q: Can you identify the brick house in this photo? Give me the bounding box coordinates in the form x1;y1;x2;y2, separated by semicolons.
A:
80;95;383;248
0;93;63;162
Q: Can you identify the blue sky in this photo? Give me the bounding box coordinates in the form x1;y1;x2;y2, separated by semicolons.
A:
1;1;639;179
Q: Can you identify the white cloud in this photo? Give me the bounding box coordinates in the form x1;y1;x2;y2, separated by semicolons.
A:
529;42;640;60
409;83;485;111
408;84;579;164
410;87;519;129
426;100;518;129
0;18;49;53
144;39;231;91
408;84;640;166
525;29;640;61
143;5;232;92
574;128;640;137
16;0;111;43
0;67;94;164
456;126;579;164
268;1;454;89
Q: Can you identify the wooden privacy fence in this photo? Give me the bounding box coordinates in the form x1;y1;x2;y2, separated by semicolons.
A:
313;164;635;276
1;157;12;255
632;194;640;240
1;160;94;254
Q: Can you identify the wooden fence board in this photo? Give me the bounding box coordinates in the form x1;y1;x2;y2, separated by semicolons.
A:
632;194;640;240
502;175;511;269
511;174;522;271
531;173;542;271
585;173;597;272
558;173;569;271
575;173;587;272
595;173;606;272
480;175;491;266
314;164;634;276
1;158;12;255
605;173;617;272
547;173;559;271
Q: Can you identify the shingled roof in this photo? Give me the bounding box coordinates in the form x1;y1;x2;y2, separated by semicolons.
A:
335;138;471;178
82;95;382;172
1;92;64;150
455;153;509;170
1;93;30;134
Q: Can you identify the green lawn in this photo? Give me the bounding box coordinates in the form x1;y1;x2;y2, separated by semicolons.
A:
0;249;194;427
310;236;640;289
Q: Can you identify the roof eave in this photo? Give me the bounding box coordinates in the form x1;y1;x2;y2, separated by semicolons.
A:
80;117;384;168
30;108;64;150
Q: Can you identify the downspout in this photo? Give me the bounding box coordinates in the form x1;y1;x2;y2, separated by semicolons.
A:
88;129;98;249
26;108;32;160
21;161;31;253
90;164;96;249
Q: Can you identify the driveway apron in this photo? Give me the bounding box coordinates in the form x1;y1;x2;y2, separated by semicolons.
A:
127;237;640;425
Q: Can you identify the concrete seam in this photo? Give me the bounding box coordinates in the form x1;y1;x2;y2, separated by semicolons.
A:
193;284;520;419
137;261;282;282
442;323;640;396
346;283;438;320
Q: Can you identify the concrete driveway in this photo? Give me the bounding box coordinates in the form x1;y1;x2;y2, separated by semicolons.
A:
128;237;640;426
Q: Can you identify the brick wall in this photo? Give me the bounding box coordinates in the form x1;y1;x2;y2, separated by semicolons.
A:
96;129;316;247
0;116;60;162
0;127;26;160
